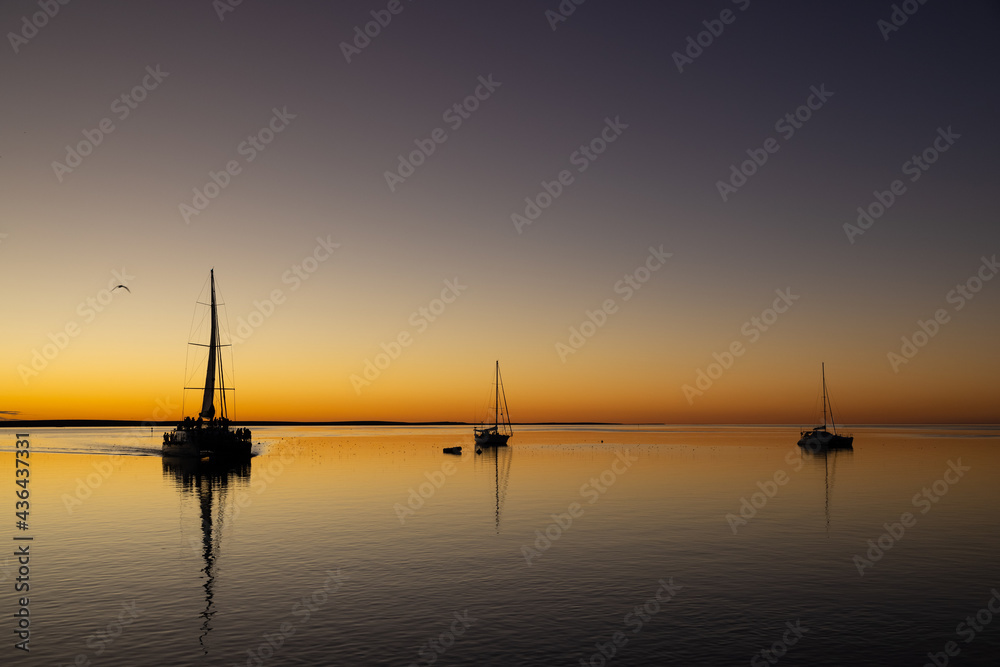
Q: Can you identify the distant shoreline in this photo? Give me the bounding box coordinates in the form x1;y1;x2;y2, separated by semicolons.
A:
0;420;625;428
0;420;995;428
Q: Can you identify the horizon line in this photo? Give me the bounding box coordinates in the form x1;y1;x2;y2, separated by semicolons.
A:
1;420;998;428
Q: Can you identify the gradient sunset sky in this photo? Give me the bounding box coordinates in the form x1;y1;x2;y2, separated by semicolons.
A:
1;1;997;423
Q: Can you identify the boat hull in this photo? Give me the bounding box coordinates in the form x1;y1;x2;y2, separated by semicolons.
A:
474;430;510;447
798;429;853;450
162;422;252;460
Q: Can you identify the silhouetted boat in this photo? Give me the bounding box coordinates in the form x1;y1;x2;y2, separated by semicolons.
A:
474;361;512;447
163;270;251;460
798;363;853;449
443;446;462;455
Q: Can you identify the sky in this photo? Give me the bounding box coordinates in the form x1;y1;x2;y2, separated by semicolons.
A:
1;1;998;424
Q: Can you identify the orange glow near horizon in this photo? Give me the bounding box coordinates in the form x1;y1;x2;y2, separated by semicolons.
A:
3;276;999;425
4;349;997;424
2;197;997;426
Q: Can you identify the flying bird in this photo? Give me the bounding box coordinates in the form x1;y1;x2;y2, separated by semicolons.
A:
112;284;131;293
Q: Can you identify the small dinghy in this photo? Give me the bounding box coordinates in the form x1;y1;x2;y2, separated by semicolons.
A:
443;446;462;455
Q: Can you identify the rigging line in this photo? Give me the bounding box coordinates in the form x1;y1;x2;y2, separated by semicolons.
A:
212;273;227;420
219;298;237;420
183;276;213;417
477;378;493;426
498;364;512;435
827;383;838;433
183;309;199;420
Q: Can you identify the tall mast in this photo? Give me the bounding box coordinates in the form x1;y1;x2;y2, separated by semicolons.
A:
494;360;499;430
199;270;218;420
821;362;827;429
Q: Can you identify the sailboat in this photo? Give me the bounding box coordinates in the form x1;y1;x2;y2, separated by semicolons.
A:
474;361;512;447
798;363;853;449
162;270;252;460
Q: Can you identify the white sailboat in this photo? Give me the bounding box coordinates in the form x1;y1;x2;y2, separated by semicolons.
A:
162;269;252;459
474;361;512;447
798;363;853;450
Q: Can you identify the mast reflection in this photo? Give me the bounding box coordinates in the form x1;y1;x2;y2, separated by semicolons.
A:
162;456;251;653
475;446;512;533
801;446;852;534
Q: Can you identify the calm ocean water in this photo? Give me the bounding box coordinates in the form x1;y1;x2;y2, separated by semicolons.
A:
1;425;998;666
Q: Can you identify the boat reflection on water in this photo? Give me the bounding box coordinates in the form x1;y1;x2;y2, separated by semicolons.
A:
799;446;853;534
474;445;512;533
162;456;252;653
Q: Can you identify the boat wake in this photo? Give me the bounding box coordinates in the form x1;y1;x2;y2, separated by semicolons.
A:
0;441;162;456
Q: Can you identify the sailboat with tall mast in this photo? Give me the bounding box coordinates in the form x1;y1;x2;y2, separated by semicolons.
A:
797;363;853;449
163;270;252;460
474;361;512;447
